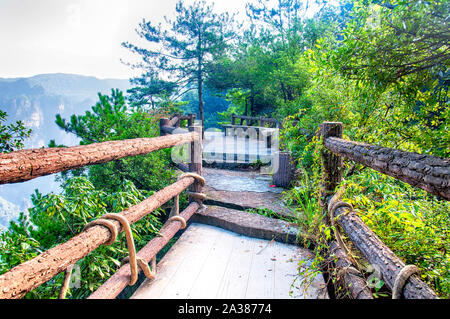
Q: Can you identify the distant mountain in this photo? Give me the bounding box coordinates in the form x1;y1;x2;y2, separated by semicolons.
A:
0;196;21;231
0;73;131;229
0;73;130;148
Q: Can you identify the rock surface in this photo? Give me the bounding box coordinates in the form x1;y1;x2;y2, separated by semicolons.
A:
202;168;296;217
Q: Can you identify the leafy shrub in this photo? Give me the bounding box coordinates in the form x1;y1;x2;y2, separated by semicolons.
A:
342;169;450;298
0;177;164;299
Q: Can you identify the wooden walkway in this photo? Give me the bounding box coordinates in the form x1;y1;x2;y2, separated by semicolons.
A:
0;116;441;300
131;223;328;299
132;167;328;299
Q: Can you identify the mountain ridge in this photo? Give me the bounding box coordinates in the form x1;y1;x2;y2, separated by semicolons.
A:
0;73;132;229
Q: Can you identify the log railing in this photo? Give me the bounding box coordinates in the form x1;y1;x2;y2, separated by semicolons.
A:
231;114;280;128
320;122;447;299
324;136;450;200
160;113;196;136
0;128;203;299
159;114;199;173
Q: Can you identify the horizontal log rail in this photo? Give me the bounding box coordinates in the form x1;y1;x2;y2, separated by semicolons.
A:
160;125;178;135
0;121;203;299
160;114;196;135
0;133;197;185
320;122;444;299
168;115;180;127
328;241;374;299
330;201;438;299
159;114;201;176
88;202;201;299
0;176;196;299
231;114;280;128
324;136;450;200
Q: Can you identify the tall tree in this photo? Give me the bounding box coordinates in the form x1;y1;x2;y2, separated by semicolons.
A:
122;0;237;134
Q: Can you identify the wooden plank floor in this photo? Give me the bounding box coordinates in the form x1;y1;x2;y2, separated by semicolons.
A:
131;223;328;299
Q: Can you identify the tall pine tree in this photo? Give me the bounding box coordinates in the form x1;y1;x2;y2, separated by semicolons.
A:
122;0;237;134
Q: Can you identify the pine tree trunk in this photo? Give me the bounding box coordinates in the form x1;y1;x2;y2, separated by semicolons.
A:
198;77;204;138
197;36;205;138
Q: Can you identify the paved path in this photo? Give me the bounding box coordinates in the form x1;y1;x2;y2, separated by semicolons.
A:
202;167;296;217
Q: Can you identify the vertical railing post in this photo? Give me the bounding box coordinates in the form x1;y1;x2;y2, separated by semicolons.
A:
320;122;344;221
188;114;195;127
160;118;170;136
231;113;236;125
189;124;203;202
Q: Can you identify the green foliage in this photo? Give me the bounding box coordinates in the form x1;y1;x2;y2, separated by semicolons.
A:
127;71;178;109
55;89;175;192
0;109;31;153
2;0;448;300
269;1;449;297
208;0;349;120
321;0;449;157
0;177;163;299
179;88;230;129
0;87;181;298
341;169;450;298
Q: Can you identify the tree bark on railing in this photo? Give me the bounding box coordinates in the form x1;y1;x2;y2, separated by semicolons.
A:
230;113;279;128
332;204;438;299
188;125;203;201
320;122;373;299
160;125;177;135
328;241;374;299
0;177;195;299
88;202;201;299
324;137;450;200
0;133;197;185
168;115;180;127
159;118;170;136
320;122;439;299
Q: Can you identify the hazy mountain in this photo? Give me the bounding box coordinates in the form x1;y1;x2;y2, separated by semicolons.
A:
0;73;131;229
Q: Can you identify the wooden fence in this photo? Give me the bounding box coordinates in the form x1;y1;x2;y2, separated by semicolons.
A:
320;122;448;299
0;127;203;299
160;113;196;136
231;114;281;128
0;114;446;299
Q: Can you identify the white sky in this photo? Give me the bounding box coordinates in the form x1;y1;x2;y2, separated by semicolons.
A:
0;0;322;80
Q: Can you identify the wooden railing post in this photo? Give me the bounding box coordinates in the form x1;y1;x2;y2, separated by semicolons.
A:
189;124;203;202
320;122;344;212
160;118;170;136
319;122;375;298
231;113;236;125
188;114;196;127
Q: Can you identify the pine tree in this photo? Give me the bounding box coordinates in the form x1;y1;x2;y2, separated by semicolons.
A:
122;0;237;135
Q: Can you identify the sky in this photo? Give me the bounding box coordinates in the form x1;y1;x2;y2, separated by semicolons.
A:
0;0;249;80
0;0;323;80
